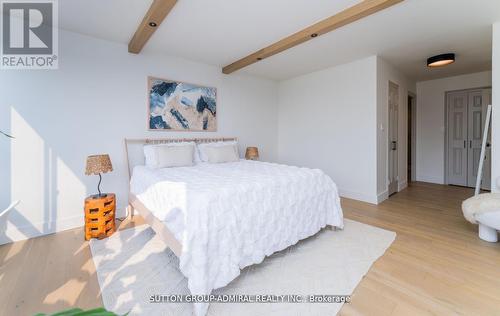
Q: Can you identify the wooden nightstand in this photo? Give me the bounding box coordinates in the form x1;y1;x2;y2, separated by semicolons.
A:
84;193;116;240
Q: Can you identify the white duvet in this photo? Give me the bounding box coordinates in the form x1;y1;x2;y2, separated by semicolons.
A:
130;160;344;316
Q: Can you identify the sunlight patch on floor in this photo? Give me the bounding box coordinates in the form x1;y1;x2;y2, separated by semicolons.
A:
43;278;87;305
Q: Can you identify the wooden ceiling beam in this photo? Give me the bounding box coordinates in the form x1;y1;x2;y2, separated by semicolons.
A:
222;0;404;74
128;0;177;54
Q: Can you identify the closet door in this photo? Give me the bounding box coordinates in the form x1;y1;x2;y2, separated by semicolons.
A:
467;90;486;187
446;91;468;186
482;89;492;190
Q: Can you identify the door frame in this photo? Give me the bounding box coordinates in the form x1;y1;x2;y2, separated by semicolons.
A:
408;92;417;182
443;86;492;185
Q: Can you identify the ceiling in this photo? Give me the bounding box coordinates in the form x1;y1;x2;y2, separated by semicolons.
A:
59;0;500;81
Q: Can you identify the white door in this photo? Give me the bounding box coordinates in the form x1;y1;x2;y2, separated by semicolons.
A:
447;91;468;186
467;90;484;187
388;82;399;195
446;89;492;189
480;89;492;190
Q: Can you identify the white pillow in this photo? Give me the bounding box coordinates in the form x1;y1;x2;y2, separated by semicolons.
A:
156;145;194;168
197;141;239;162
205;145;239;163
144;142;196;168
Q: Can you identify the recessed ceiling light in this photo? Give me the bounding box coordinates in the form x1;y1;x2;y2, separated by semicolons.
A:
149;22;157;27
427;53;455;67
311;33;318;38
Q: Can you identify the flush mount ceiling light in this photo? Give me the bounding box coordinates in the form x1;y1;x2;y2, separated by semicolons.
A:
427;53;455;68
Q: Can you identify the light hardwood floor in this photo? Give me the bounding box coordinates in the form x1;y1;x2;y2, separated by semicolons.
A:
1;182;499;315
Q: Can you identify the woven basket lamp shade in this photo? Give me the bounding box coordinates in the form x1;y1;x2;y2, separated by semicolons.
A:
85;154;113;198
85;154;113;175
245;147;259;160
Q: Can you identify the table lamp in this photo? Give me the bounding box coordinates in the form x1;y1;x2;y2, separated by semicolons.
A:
85;154;113;198
245;147;259;160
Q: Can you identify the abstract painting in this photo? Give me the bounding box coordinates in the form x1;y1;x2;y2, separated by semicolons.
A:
148;77;217;131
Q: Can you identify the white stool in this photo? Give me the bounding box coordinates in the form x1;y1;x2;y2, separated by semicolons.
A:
462;193;500;243
476;211;500;242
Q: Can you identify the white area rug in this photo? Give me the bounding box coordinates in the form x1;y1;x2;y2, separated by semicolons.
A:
90;219;395;316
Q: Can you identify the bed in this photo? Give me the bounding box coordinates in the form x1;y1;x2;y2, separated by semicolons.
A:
125;138;344;316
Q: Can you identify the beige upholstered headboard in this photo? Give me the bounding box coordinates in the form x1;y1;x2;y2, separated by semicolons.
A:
123;137;238;180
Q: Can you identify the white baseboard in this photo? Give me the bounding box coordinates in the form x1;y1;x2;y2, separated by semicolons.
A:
0;215;84;245
398;180;408;192
339;189;378;205
376;181;407;205
0;205;128;245
376;190;389;204
416;174;444;184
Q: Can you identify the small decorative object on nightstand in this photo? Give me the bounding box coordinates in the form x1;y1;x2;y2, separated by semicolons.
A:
84;154;115;240
245;147;259;160
84;193;116;240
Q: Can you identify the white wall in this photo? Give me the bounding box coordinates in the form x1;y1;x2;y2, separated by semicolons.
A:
416;71;492;184
4;26;494;245
278;56;378;203
0;29;279;244
493;22;500;192
376;57;416;202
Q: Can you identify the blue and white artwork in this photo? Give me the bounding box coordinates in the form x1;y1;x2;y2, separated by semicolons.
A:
148;77;217;131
